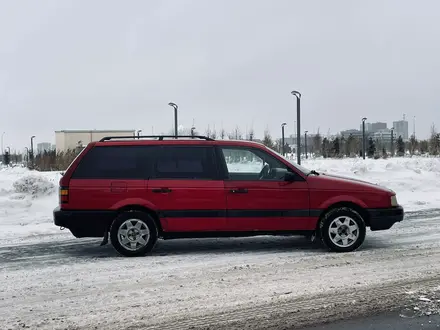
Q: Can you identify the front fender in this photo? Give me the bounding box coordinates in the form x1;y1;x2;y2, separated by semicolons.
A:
318;195;368;210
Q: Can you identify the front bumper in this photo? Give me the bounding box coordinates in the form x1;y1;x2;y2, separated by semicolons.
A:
53;206;116;238
367;205;404;231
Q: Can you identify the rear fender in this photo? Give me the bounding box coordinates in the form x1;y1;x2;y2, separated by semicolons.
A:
110;198;158;212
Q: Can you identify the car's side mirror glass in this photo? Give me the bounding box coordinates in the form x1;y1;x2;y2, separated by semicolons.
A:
284;171;296;182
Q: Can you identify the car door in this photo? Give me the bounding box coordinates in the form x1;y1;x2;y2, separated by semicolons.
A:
146;144;227;232
220;146;312;232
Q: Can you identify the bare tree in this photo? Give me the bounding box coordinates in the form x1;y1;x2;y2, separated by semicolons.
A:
232;126;242;140
220;128;226;139
205;125;212;138
247;127;255;141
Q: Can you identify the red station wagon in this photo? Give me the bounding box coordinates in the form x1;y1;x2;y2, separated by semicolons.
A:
54;135;404;257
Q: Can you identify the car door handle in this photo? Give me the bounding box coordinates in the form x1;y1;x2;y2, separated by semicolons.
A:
229;188;248;194
152;188;172;193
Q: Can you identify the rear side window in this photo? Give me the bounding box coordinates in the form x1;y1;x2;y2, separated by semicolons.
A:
153;146;217;180
72;146;158;179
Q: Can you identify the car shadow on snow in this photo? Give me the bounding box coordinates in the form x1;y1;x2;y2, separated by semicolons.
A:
58;235;392;259
0;235;393;268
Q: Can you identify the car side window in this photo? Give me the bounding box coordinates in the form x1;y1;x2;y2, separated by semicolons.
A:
221;147;290;181
72;146;156;179
152;146;218;180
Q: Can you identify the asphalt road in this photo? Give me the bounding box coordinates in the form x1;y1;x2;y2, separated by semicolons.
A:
301;313;440;330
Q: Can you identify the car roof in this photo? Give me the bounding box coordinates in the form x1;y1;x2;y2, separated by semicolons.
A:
93;138;266;148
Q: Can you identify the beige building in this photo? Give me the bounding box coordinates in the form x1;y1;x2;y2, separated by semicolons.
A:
55;129;136;152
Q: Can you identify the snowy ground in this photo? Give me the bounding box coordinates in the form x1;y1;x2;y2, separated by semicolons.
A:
1;157;440;329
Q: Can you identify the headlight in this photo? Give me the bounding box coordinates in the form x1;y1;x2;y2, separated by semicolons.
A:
391;195;398;207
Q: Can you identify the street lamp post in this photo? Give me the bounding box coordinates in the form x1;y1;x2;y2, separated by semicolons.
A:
291;91;301;165
362;118;367;159
137;130;142;139
30;135;35;167
304;130;308;159
390;127;394;157
281;123;287;156
168;102;178;138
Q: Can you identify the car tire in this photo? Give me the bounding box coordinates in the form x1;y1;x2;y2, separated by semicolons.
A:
320;207;366;253
110;211;158;257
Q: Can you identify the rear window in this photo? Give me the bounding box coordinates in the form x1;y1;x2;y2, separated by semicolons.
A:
153;146;217;180
72;145;158;179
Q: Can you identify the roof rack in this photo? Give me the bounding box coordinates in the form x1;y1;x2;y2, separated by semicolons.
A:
99;135;215;142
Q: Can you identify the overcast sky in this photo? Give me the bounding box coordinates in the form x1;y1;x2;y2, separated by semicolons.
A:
1;0;439;150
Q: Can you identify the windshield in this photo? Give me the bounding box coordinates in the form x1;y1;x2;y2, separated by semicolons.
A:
268;147;311;175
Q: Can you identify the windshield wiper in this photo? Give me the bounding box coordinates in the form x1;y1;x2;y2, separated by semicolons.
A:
308;170;319;176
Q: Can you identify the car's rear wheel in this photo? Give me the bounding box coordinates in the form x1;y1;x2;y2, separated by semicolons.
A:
320;207;366;252
110;211;158;257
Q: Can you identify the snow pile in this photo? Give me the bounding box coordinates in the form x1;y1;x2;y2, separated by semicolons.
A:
0;167;62;243
400;287;440;318
302;157;440;211
13;175;56;197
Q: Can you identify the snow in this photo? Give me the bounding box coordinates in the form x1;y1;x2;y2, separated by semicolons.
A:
0;167;66;244
302;157;440;212
0;157;440;329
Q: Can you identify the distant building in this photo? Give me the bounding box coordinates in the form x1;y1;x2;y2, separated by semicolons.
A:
55;129;136;152
372;128;394;143
37;142;52;154
393;120;409;141
371;122;387;132
360;122;387;133
340;129;363;138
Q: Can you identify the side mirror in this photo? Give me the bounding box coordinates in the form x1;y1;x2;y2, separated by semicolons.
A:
284;171;296;182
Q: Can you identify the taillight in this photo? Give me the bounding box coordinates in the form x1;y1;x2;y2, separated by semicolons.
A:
59;186;69;204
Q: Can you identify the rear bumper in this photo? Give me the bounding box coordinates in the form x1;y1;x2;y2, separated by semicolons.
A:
367;205;404;231
53;206;117;238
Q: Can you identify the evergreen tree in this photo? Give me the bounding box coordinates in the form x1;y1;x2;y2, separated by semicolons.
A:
340;135;345;156
322;137;329;158
367;137;376;158
312;131;322;156
345;134;355;156
3;151;10;166
262;130;275;150
332;137;340;157
408;134;418;155
429;125;440;155
274;138;282;153
419;140;429;154
396;135;405;156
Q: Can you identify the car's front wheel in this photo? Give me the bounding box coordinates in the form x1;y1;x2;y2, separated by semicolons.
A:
320;207;366;252
110;211;158;257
